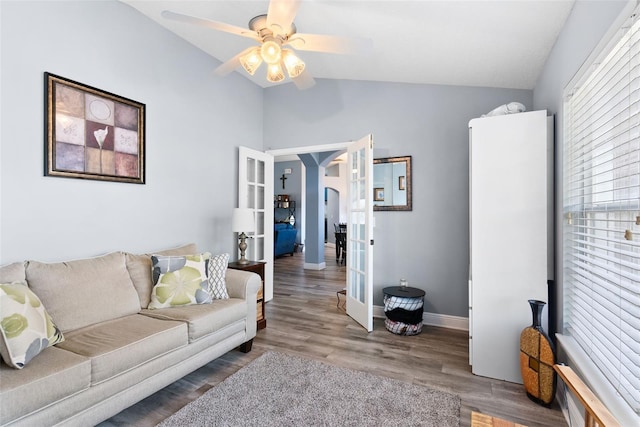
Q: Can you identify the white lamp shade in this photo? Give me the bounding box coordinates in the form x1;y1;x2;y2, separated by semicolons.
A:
282;49;305;78
266;62;285;83
240;47;263;76
260;40;282;64
232;208;255;233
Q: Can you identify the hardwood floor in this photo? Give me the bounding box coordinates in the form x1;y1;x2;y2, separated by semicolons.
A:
100;247;566;427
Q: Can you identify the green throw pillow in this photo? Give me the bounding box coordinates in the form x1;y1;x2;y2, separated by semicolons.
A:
0;281;64;369
148;253;211;309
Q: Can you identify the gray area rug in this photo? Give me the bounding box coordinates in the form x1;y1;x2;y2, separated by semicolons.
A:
158;351;460;427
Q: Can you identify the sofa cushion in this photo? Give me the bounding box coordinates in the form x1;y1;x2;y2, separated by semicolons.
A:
0;281;64;369
0;262;25;283
125;243;198;308
208;253;230;299
56;314;187;384
0;346;90;426
141;298;247;342
148;253;212;309
25;252;140;332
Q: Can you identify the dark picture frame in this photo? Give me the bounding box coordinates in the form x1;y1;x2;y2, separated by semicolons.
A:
374;188;385;201
373;156;412;211
45;73;145;184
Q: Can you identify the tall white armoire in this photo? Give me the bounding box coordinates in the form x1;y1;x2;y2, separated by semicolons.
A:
468;109;553;383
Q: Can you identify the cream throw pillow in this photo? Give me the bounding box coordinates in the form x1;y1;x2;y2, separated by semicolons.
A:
0;281;64;368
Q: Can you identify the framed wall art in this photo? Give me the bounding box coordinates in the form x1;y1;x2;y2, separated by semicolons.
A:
373;156;412;211
374;188;385;202
45;72;145;184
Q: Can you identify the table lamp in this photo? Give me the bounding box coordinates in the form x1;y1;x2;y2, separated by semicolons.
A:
232;208;255;264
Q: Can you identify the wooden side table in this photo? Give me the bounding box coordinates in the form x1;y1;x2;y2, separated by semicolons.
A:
228;260;266;330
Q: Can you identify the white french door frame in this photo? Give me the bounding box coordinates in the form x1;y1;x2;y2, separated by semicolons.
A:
267;136;374;332
238;147;274;301
345;135;374;332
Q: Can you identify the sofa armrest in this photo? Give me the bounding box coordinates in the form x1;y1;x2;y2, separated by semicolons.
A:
226;268;260;340
226;268;260;300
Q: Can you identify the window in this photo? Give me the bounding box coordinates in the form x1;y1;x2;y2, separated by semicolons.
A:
563;6;640;417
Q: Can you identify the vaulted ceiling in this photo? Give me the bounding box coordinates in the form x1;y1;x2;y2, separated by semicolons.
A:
121;0;575;90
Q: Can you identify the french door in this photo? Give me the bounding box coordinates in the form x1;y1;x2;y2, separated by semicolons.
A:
346;135;374;331
238;147;274;301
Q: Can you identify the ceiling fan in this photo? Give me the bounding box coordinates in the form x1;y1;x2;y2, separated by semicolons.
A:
161;0;372;90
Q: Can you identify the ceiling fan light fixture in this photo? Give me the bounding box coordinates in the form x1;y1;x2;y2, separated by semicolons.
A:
240;47;263;75
282;49;305;78
260;39;282;64
266;62;285;82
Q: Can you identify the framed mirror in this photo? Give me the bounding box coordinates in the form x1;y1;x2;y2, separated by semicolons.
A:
373;156;412;211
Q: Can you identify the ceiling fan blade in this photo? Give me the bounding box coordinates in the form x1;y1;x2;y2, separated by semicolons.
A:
266;0;301;33
287;33;373;55
214;47;255;76
161;10;260;41
292;69;316;90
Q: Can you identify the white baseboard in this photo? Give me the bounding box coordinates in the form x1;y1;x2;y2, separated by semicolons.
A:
303;262;326;270
373;305;469;331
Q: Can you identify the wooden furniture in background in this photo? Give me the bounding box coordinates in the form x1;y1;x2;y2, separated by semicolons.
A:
554;364;620;427
274;198;296;224
228;260;266;330
334;223;346;265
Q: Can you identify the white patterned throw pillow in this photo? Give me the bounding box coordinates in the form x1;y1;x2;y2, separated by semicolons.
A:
0;281;64;369
207;253;230;299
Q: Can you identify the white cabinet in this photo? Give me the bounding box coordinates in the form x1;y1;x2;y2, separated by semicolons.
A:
468;110;553;383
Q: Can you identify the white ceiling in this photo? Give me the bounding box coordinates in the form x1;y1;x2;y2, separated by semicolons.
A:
121;0;575;90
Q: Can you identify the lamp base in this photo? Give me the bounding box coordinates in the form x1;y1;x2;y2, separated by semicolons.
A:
238;232;250;265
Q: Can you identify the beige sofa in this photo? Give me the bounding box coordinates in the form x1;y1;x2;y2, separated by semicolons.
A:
0;244;260;426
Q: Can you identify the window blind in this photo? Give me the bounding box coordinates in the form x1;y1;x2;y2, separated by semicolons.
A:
563;7;640;415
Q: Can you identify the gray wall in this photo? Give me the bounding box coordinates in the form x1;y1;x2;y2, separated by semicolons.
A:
264;80;532;315
533;0;629;331
0;0;263;263
2;0;625;322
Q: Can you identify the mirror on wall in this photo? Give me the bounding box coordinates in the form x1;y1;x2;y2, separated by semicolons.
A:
373;156;412;211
